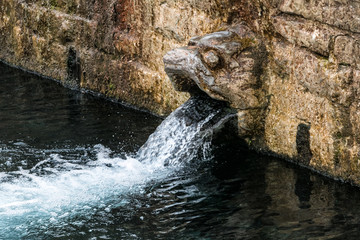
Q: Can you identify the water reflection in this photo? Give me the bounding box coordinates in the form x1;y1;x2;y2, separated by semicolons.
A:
169;144;360;240
263;161;335;239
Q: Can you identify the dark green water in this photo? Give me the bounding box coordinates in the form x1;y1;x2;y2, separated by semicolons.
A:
1;62;360;240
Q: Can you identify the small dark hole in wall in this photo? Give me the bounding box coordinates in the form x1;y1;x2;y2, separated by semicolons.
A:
64;36;74;44
67;47;81;89
296;123;313;166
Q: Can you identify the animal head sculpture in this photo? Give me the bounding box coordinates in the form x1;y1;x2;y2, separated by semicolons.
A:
163;24;267;111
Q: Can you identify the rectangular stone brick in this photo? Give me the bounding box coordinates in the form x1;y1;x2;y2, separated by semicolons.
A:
273;15;341;56
272;40;354;106
280;0;360;33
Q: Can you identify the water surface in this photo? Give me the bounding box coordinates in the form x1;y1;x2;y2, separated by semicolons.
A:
1;62;360;240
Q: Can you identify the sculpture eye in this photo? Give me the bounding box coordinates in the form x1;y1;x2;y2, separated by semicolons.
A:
202;50;220;69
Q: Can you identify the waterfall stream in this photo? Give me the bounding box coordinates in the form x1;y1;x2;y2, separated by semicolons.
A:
0;78;236;239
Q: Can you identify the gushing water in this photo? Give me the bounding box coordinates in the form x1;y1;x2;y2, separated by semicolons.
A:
137;95;235;166
0;94;235;239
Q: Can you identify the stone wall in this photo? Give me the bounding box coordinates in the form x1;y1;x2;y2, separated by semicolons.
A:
237;0;360;185
161;0;360;185
0;0;244;115
259;0;360;185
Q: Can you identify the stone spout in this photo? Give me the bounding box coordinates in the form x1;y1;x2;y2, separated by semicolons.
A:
163;24;268;111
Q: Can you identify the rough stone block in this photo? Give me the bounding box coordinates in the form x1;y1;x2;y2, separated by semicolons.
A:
272;40;354;107
273;15;340;56
265;73;337;168
279;0;360;33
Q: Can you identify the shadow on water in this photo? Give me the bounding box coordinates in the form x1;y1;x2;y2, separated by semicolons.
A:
2;62;360;239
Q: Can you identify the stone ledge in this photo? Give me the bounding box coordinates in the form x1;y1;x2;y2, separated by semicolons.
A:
279;0;360;34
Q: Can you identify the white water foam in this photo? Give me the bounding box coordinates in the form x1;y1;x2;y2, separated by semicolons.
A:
0;145;159;238
0;96;234;238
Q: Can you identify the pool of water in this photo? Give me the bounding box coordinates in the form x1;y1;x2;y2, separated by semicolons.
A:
1;62;360;240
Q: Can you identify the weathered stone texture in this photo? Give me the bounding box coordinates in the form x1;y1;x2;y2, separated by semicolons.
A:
0;0;247;115
273;15;341;56
279;0;360;33
263;0;360;184
266;48;338;172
